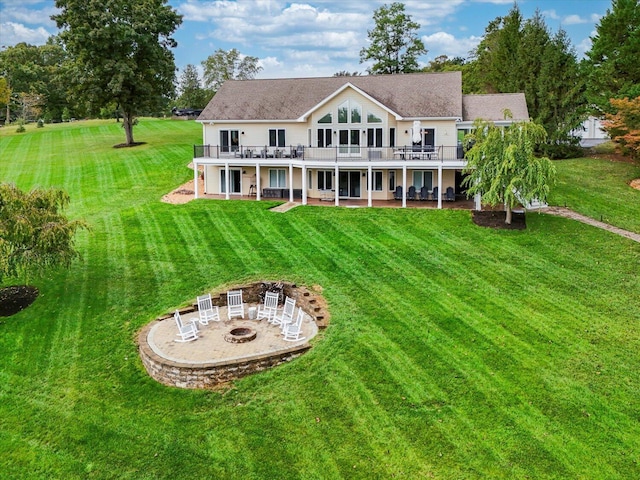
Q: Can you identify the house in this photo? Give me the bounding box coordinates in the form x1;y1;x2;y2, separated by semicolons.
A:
192;71;529;208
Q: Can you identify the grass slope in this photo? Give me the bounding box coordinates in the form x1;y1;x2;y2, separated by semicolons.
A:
0;120;639;479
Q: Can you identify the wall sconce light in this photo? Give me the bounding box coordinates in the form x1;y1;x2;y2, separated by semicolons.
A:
241;131;245;135
333;131;337;135
362;173;366;177
242;170;246;174
404;130;408;134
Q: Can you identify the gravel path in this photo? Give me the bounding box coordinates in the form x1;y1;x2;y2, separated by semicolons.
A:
540;206;640;243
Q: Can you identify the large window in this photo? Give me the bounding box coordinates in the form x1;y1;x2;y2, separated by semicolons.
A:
269;129;286;147
367;128;383;147
318;113;332;123
338;100;361;124
317;170;333;190
269;169;286;188
367;112;382;123
220;130;239;153
389;170;395;191
412;171;433;190
373;171;383;191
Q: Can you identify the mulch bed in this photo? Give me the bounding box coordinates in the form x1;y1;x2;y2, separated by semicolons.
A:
0;285;39;317
472;210;526;230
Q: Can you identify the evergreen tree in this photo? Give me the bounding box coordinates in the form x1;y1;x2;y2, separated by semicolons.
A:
176;64;209;109
359;2;427;74
584;0;640;114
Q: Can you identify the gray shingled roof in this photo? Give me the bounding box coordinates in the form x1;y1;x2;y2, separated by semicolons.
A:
198;72;464;121
462;93;529;122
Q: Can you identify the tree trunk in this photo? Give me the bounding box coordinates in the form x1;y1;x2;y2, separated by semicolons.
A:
5;104;9;126
122;111;135;145
505;204;512;224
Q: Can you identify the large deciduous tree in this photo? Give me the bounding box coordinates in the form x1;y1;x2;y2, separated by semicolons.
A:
584;0;640;114
462;120;556;225
52;0;182;146
201;49;262;93
359;2;427;74
0;184;86;283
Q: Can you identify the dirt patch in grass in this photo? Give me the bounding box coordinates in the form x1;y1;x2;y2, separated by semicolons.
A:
472;210;526;230
630;179;640;191
0;285;39;317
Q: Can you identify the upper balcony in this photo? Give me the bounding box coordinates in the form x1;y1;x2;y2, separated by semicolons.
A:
193;144;467;163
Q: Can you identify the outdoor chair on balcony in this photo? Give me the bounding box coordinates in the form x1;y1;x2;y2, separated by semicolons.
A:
257;291;279;322
282;307;306;342
431;186;439;201
197;293;220;325
227;290;245;319
446;186;455;201
419;186;428;201
272;296;296;331
174;311;198;342
407;185;417;200
393;185;403;200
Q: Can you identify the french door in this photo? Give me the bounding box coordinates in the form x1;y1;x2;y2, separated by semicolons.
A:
220;169;242;194
338;129;361;155
338;171;361;198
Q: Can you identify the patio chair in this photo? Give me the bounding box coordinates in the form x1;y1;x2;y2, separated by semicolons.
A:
282;307;306;342
393;185;403;200
446;186;455;201
174;311;198;342
272;296;295;330
257;291;279;322
419;185;428;201
407;185;416;200
227;290;245;320
197;293;220;325
431;186;439;201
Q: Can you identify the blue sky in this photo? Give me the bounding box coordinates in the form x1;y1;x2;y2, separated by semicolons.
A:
1;0;611;78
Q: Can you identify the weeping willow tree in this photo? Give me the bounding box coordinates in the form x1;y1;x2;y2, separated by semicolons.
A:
462;119;556;224
0;184;86;282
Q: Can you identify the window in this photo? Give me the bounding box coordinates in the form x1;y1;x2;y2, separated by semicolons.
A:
318;113;332;123
367;112;382;123
390;128;396;148
317;128;332;147
389;170;395;191
269;129;286;147
317;170;333;190
338;100;362;124
351;104;361;123
373;171;383;191
338;102;348;123
269;169;286;188
412;171;433;190
220;130;239;153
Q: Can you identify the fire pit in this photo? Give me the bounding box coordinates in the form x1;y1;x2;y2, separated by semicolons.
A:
224;327;257;344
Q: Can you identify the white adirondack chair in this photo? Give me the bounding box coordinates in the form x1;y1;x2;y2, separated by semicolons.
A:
257;291;279;322
282;307;306;342
174;311;198;342
227;290;245;319
197;293;220;325
272;296;295;330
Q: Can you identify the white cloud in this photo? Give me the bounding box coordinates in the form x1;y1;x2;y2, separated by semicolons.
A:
563;14;588;25
541;9;560;21
0;22;51;46
422;31;482;60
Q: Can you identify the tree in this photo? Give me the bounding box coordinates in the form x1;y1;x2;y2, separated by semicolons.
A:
0;184;86;282
602;96;640;161
52;0;182;146
0;77;10;126
359;2;427;74
468;5;586;158
422;55;466;73
462;119;556;224
333;71;362;77
584;0;640;114
201;49;262;92
176;64;210;109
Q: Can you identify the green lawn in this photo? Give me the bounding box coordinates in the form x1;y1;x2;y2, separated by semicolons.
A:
1;120;639;479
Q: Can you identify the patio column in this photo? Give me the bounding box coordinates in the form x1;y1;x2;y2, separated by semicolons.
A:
256;163;261;201
402;165;407;208
194;161;199;199
437;163;443;209
302;165;307;205
289;163;294;202
367;165;372;207
225;162;230;200
335;164;339;207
